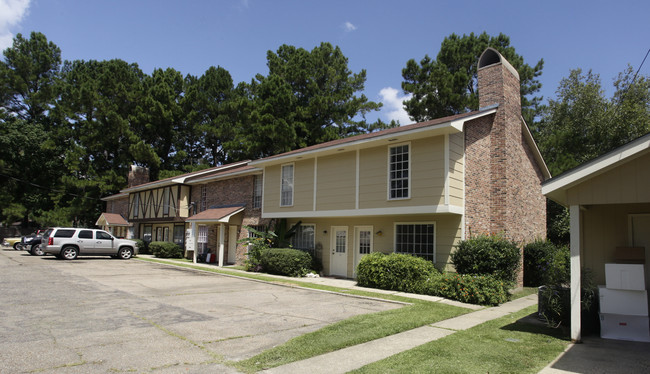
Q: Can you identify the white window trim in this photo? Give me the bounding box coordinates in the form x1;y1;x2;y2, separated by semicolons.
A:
253;174;263;209
280;163;295;207
387;142;411;201
393;221;436;262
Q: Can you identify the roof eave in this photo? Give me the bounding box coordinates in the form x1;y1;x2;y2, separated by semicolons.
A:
250;108;497;167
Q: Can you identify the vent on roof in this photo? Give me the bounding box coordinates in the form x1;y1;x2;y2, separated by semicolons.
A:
478;48;501;69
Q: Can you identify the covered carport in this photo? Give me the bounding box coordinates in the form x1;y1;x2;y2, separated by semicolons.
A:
542;133;650;342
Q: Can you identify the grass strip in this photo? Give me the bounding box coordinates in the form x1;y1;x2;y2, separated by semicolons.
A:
233;302;469;372
350;305;570;374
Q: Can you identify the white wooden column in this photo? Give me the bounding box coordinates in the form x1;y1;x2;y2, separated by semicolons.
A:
569;204;582;342
218;223;225;267
191;222;198;264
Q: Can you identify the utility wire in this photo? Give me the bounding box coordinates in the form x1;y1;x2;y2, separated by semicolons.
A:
0;172;102;201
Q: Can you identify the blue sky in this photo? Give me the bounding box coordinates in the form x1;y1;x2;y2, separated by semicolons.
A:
1;0;649;125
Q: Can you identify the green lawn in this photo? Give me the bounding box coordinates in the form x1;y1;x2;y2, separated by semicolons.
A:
350;305;570;374
233;301;470;373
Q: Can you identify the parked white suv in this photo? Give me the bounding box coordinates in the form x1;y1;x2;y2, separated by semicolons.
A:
42;228;137;260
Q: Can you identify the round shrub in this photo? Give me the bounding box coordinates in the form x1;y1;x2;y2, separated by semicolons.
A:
451;234;521;284
132;239;147;255
356;252;438;293
524;239;569;287
260;248;313;277
149;241;183;258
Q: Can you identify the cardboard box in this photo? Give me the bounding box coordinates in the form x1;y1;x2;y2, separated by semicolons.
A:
605;263;646;290
598;286;649;316
614;247;645;264
600;313;650;342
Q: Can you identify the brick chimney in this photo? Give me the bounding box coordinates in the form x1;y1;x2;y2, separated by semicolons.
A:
128;165;150;188
465;48;546;246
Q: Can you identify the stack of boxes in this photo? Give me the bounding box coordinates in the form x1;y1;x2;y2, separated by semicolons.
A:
599;247;650;342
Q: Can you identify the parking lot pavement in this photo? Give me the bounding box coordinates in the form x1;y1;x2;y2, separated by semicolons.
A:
0;249;401;373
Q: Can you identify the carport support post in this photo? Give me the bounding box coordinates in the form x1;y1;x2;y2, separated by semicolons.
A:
218;223;225;267
570;204;582;342
191;222;198;264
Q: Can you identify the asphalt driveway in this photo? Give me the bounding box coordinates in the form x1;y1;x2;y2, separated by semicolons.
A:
0;248;400;373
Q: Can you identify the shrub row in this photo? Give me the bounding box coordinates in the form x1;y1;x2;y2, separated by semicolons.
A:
260;248;313;277
356;252;438;292
356;252;509;306
426;273;510;306
149;241;183;258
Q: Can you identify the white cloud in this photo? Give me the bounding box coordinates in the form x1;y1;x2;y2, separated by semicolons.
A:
343;21;357;32
379;87;412;126
0;0;30;52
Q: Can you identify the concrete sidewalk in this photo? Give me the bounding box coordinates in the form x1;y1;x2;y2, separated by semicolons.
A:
262;294;538;374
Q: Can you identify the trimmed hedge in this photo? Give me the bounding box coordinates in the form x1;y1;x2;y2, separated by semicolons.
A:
523;239;569;287
149;241;183;258
423;273;510;306
260;248;313;277
356;252;438;293
451;234;521;284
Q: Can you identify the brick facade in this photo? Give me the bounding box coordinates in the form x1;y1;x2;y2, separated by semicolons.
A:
465;48;547;285
190;175;269;265
106;196;129;217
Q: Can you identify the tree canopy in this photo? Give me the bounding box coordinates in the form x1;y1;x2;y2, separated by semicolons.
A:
0;33;388;227
402;32;544;125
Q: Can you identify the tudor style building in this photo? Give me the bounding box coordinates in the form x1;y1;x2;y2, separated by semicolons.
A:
250;48;550;279
98;162;267;266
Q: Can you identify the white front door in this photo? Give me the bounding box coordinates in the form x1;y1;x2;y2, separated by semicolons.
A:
228;226;238;264
330;226;348;277
353;226;373;278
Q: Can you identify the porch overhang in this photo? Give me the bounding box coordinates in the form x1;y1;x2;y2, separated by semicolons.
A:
95;213;130;227
186;206;245;224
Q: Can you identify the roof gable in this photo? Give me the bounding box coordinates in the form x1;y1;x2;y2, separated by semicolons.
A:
542;132;650;205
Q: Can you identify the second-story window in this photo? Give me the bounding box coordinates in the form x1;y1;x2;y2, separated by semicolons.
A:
200;185;207;212
281;164;294;206
133;194;140;217
389;144;410;199
253;175;262;209
163;188;170;215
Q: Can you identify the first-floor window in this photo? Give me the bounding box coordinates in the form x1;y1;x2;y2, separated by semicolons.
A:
198;225;208;253
291;224;315;255
143;225;152;242
395;223;435;262
173;225;184;246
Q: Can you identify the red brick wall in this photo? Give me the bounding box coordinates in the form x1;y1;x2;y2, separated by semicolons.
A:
190;174;269;265
465;51;547;285
107;197;129;217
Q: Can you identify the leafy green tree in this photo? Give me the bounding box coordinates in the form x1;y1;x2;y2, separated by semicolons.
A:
0;32;62;226
402;32;544;125
136;67;187;178
234;42;386;159
184;66;238;166
537;67;650;245
536;67;650;176
50;59;157;226
0;31;61;123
